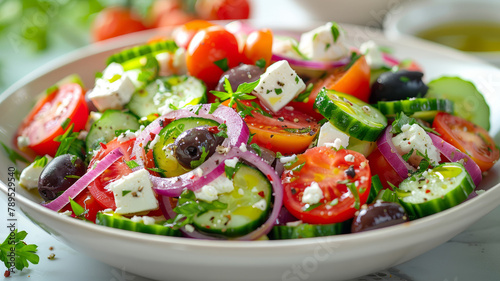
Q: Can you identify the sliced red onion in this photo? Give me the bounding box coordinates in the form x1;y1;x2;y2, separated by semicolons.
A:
132;104;249;167
158;147;284;240
377;125;415;180
158;195;177;220
382;53;400;67
275;206;299;226
271;53;350;70
42;148;124;211
429;133;482;187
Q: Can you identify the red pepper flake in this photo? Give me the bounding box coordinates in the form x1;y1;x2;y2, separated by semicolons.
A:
205;225;210;229
4;270;10;277
266;174;273;181
99;142;107;150
207;126;220;134
258;191;265;198
190;175;195;180
425;189;431;193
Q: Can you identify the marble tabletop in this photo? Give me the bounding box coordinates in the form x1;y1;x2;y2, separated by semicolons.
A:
1;0;499;280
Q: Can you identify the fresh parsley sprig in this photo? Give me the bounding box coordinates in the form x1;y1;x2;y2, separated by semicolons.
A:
169;190;227;229
210;77;259;110
0;230;39;272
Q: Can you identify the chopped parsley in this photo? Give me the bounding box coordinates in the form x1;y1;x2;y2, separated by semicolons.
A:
0;230;39;272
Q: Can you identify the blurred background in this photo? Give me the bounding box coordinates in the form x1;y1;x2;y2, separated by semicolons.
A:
1;0;500;94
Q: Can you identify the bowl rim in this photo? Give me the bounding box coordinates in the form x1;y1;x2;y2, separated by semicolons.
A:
1;24;500;251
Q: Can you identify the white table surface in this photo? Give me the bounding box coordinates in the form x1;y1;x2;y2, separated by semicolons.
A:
1;0;500;280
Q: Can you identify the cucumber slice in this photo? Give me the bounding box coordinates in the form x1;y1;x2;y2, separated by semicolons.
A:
96;212;182;237
315;89;387;142
426;76;490;130
376;98;454;119
152;117;220;177
192;164;272;237
269;220;351;239
397;162;475;219
86;110;140;154
126;75;207;118
106;40;178;70
366;174;384;204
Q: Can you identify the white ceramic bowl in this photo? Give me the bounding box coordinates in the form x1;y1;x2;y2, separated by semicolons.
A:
383;0;500;66
1;24;500;281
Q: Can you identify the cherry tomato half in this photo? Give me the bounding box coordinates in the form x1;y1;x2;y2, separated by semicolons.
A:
242;28;273;67
288;55;371;119
92;6;147;42
186;26;242;88
196;0;251;20
172;20;215;49
433;112;499;172
283;147;371;224
16;83;89;156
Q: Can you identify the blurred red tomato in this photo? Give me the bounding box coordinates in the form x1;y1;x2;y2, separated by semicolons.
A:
150;0;182;27
92;6;147;42
196;0;250;20
172;19;215;48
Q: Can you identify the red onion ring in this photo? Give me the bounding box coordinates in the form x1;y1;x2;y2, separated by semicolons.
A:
429;133;482;187
376;125;416;180
42;147;124;211
159;147;284;240
382;53;400;67
271;53;350;71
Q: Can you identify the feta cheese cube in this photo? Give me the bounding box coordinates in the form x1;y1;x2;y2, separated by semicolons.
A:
17;136;30;150
301;181;324;205
252;60;306;113
210;174;235;194
224;157;239;168
19;155;53;190
360;40;385;69
317;121;350;148
252;199;267;211
298;22;349;61
88;63;136;111
392;124;441;167
108;169;159;215
195;185;219;203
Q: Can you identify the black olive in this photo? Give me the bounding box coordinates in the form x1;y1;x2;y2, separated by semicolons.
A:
369;70;428;103
174;126;223;169
351;201;408;233
215;64;264;92
38;154;86;201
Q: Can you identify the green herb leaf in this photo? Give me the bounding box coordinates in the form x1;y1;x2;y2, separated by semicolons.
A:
275;88;283;95
250;143;262;156
1;142;29;164
330;21;340;43
53;123;86;161
215;123;228;138
225;161;242;180
61;118;71;130
343;181;361;209
283;127;312;134
402;148;414;162
169;190;228;229
125;160;140;169
0;230;39;271
344;51;362;71
148;167;167;173
122;190;132;196
293;83;313;102
214;58;229;71
32;156;49;168
391;112;440;135
69;197;88;220
65;175;81;180
291;162;305;172
209;102;220;114
255;58;266;69
291;44;310;60
303;202;322;212
283;156;299;169
190;146;209;168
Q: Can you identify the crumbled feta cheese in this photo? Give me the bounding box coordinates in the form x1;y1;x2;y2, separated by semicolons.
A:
324;138;343;151
392;124;441;167
301;181;324;205
317;121;349;148
238;188;245;195
194;185;219;202
142;216;156;225
280;154;297;164
286;220;303;227
298;22;349;61
239;142;248;152
130;216;142;223
360;40;385;69
252;60;306;113
184;224;195;233
193;167;203;177
224;157;239;168
108;169;159;215
85;111;103;131
17;136;30;149
252;199;267;211
210;174;234;194
344;154;355;162
19;155;53;190
118;130;137;143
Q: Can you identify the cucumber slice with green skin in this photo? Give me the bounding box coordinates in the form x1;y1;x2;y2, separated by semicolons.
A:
376;98;454;119
96;212;182;237
397;162;475;220
193;164;272;237
106;40;178;70
269;220;351;239
366;175;384;204
126;75;207;118
426;76;490;130
85;110;140;154
314;89;388;142
152;117;220;177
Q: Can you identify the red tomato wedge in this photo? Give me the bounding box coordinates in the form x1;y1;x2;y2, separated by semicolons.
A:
61;189;102;223
87;138;135;209
433;112;499;172
223;99;320;155
288;55;371;119
282;147;371;224
16;83;89;157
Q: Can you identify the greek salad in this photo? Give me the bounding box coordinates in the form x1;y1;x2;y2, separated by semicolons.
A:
12;20;499;240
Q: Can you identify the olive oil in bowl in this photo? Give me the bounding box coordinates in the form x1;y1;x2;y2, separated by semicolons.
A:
417;21;500;53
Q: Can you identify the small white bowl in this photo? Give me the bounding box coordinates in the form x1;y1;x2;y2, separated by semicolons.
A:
383;0;500;66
